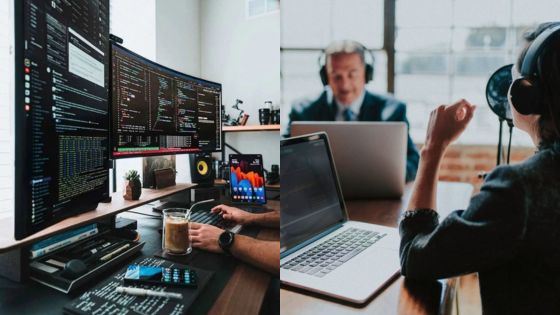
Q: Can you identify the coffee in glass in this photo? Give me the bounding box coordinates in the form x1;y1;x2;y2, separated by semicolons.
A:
162;208;192;255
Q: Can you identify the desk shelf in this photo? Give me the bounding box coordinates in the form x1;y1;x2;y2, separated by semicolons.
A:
0;183;196;254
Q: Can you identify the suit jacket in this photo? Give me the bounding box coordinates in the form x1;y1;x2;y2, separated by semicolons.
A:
287;90;419;182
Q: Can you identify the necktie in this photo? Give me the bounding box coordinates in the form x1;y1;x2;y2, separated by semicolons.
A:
343;108;355;121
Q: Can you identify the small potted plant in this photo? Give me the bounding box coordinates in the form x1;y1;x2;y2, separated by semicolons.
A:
123;170;142;200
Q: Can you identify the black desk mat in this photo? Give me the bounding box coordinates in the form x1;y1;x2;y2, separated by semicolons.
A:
63;256;213;315
153;226;262;314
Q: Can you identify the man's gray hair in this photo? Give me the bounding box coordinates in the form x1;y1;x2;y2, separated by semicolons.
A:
324;40;366;65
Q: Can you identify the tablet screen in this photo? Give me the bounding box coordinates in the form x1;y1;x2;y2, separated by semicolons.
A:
229;154;266;204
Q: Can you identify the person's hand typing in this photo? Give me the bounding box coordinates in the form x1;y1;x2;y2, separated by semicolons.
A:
211;204;254;225
189;222;224;253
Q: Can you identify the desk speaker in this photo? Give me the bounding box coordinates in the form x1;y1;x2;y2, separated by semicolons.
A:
190;154;214;187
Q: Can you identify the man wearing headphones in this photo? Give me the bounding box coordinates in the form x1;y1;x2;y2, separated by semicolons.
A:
399;22;560;313
286;40;419;182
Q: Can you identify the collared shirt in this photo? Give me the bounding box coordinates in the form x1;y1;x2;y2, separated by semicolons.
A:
327;88;366;121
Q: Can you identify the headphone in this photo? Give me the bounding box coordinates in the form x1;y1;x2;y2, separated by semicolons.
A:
510;24;560;115
318;40;375;86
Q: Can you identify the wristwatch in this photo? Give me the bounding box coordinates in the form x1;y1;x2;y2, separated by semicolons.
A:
218;231;235;254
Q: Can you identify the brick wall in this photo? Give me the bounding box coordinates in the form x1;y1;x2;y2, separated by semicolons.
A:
417;144;535;192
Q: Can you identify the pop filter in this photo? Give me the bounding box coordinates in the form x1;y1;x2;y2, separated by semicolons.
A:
485;64;515;166
485;64;513;123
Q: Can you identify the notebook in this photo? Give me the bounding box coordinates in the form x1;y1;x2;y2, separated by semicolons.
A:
63;257;213;315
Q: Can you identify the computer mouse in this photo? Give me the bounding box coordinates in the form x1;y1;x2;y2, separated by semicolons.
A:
60;259;88;280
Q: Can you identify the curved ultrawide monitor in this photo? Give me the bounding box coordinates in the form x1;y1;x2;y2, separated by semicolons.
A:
110;44;222;158
14;0;111;239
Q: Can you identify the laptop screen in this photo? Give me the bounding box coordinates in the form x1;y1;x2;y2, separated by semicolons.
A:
229;154;267;204
280;134;346;253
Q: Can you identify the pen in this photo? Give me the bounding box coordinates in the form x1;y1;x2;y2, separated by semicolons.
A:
115;286;183;300
83;241;123;264
81;241;112;258
71;239;103;255
99;244;130;261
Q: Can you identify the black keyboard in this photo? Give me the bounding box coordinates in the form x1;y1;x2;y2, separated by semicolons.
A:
281;228;386;278
189;210;236;230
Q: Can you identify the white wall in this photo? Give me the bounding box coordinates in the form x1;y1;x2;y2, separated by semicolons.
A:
0;0;13;219
110;0;157;191
156;0;201;76
110;0;157;60
200;0;281;170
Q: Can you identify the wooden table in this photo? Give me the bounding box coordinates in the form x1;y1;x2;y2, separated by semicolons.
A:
0;198;280;315
280;182;473;315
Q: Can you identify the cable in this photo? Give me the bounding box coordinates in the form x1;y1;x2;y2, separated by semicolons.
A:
125;210;161;218
507;123;514;164
496;118;504;166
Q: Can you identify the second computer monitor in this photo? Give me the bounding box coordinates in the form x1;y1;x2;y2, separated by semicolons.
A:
14;0;111;239
111;43;222;158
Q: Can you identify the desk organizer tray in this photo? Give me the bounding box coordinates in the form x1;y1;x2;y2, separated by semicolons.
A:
29;231;144;293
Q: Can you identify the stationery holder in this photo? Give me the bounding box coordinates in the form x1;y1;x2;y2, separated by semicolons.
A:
29;230;144;293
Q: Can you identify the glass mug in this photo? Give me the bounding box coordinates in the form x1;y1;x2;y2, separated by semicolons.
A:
162;208;192;255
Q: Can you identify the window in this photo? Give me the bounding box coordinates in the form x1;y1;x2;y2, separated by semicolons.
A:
395;0;560;146
247;0;279;18
0;0;13;219
281;0;385;119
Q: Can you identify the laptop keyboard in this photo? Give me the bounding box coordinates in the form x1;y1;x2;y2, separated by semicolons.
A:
281;228;386;278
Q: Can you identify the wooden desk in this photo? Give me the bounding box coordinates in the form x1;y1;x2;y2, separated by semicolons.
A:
0;183;196;253
208;200;280;315
0;199;279;315
280;182;473;315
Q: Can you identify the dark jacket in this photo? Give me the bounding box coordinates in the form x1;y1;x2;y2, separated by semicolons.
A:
399;143;560;314
287;90;419;182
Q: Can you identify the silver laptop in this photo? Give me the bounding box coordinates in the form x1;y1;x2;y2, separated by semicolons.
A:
280;132;400;304
291;121;407;199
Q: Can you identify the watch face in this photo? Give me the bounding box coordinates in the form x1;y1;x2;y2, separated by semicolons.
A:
219;231;234;247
